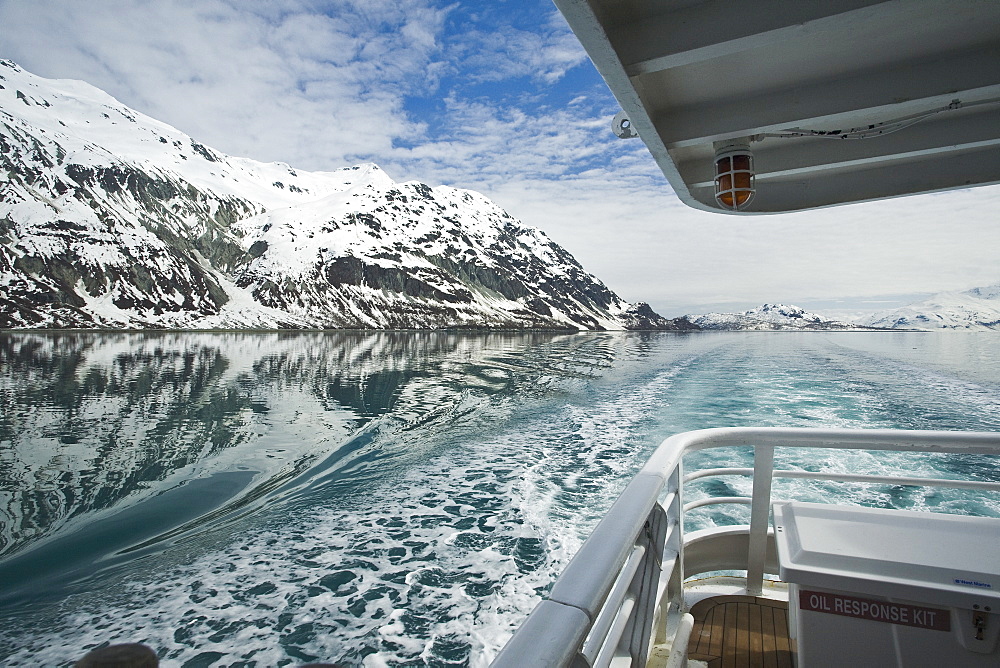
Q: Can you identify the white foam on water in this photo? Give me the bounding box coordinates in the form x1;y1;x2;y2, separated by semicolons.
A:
3;332;999;666
0;352;700;667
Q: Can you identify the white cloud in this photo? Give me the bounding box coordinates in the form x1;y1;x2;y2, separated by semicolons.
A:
381;88;640;189
437;6;586;86
0;0;447;169
446;24;587;85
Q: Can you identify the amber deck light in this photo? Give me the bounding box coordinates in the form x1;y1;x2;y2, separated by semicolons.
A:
714;140;755;211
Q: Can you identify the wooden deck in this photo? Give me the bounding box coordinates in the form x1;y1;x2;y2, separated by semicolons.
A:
688;595;794;668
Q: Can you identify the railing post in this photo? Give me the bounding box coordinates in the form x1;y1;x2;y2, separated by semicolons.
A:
623;503;668;666
654;464;683;646
668;460;684;612
746;444;774;596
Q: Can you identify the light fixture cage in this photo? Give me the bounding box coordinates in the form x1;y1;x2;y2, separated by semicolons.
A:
714;145;755;211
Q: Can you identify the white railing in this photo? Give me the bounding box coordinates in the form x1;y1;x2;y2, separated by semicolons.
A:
492;427;1000;668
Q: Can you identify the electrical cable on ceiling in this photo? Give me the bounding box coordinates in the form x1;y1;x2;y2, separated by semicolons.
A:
758;100;961;140
755;96;1000;142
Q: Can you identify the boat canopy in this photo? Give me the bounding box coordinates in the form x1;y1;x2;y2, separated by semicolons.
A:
553;0;1000;213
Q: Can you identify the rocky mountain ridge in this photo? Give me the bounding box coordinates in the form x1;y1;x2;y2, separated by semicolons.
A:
0;60;690;331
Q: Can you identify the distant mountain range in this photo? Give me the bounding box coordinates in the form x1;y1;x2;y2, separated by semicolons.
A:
688;303;877;331
0;60;690;331
686;286;1000;331
860;285;1000;331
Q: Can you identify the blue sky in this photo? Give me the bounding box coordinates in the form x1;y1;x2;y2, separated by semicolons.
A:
2;0;999;317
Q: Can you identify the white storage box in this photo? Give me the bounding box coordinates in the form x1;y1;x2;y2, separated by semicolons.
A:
773;502;1000;667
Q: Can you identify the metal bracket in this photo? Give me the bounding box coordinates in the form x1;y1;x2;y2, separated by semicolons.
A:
612;110;638;139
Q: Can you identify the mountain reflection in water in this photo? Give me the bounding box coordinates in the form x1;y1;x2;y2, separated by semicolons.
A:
0;331;585;560
1;330;999;666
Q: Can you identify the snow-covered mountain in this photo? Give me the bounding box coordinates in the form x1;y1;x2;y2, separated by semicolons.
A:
862;285;1000;330
0;60;689;331
689;303;872;331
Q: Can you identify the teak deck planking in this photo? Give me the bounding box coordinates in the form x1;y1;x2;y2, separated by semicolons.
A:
688;595;794;668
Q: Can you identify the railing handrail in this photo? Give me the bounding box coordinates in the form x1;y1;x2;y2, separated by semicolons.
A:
643;427;1000;476
492;428;1000;667
686;467;1000;492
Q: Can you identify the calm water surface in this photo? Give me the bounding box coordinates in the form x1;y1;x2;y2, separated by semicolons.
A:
1;331;998;666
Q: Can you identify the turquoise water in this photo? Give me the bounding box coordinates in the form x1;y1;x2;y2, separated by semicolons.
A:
1;331;998;666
